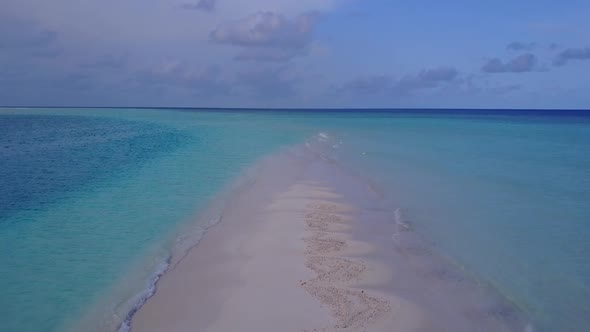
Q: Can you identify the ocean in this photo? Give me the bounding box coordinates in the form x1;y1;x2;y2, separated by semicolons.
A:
0;108;588;331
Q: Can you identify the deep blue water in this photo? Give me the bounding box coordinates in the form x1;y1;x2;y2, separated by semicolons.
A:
0;115;189;220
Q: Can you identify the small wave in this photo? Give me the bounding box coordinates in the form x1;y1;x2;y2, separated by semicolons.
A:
303;132;343;164
392;208;412;240
172;215;222;268
119;215;226;331
394;208;403;224
116;258;170;332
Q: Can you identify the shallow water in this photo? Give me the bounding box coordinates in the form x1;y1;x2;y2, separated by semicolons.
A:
325;114;590;332
0;108;588;331
302;151;529;331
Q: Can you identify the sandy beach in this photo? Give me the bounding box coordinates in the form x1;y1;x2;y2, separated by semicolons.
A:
131;175;421;331
128;151;529;332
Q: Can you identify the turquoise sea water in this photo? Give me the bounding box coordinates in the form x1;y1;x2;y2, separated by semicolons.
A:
0;108;589;331
325;113;590;331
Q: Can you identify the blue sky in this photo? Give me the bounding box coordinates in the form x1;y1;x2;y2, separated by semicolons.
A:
1;0;589;108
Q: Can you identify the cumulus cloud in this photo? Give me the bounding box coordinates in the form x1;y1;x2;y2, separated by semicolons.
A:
210;11;317;48
181;0;216;12
482;53;538;73
553;47;590;66
398;67;459;90
548;43;560;51
506;42;562;52
210;11;318;61
339;66;459;95
506;42;537;52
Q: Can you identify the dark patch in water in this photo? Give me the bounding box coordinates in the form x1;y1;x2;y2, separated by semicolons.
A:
395;244;432;257
0;114;190;221
487;300;522;322
425;266;466;283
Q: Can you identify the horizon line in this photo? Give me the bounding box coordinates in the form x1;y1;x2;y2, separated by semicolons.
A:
2;106;590;112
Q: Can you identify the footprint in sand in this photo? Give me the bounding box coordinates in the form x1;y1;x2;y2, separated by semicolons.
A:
305;212;344;223
307;203;343;213
306;256;366;284
305;212;346;232
304;232;347;255
302;197;390;331
302;284;391;329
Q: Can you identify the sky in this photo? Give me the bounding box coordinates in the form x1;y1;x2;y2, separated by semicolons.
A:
1;0;589;109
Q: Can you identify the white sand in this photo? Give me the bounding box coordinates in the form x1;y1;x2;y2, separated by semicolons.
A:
131;181;425;332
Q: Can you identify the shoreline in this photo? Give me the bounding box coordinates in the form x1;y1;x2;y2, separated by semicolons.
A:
127;146;530;332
